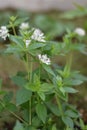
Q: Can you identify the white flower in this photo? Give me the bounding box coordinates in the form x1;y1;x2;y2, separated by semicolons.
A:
25;40;31;48
0;26;9;40
74;28;86;36
20;22;29;30
38;54;51;65
31;28;45;42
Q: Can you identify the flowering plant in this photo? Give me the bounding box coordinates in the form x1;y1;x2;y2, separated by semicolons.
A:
0;16;87;130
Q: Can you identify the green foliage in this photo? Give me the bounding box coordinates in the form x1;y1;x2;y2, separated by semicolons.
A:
16;88;32;105
46;102;60;116
0;11;86;130
42;64;55;76
36;103;47;123
13;120;24;130
33;15;74;40
32;116;41;127
62;116;74;128
52;124;57;130
12;75;27;88
79;119;87;129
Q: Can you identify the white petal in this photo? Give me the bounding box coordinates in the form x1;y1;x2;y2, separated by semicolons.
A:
74;28;86;36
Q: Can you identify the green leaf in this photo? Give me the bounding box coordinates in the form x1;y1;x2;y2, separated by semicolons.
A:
22;109;29;122
16;88;32;105
59;87;65;95
55;89;68;102
5;45;22;54
29;42;45;50
32;116;41;127
36;103;47;123
52;124;57;130
63;58;72;78
64;87;78;93
10;16;17;22
72;43;87;55
46;102;60;116
25;74;40;92
65;110;79;118
64;78;83;86
27;126;36;130
13;120;24;130
40;83;54;92
3;92;13;103
37;91;45;101
12;76;27;88
71;72;87;82
33;74;40;85
43;64;55;76
62;116;74;128
25;82;39;92
70;79;83;86
6;103;17;112
9;35;24;48
79;119;85;129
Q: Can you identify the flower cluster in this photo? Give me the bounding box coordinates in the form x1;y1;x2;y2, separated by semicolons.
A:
19;23;45;46
0;26;9;40
0;22;46;50
38;54;51;65
20;22;29;30
31;28;45;42
74;27;86;36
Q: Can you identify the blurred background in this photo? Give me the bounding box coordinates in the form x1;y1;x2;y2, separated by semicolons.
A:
0;0;87;129
0;0;87;11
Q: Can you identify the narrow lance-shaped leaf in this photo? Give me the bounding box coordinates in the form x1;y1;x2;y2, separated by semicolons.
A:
43;64;55;76
28;42;45;50
65;110;79;118
64;87;78;93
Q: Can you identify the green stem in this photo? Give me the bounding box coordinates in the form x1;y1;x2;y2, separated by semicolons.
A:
11;24;17;36
10;111;29;126
29;56;33;125
12;26;16;35
55;95;64;116
30;57;33;82
26;53;32;125
29;99;31;125
39;64;41;79
26;53;30;80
